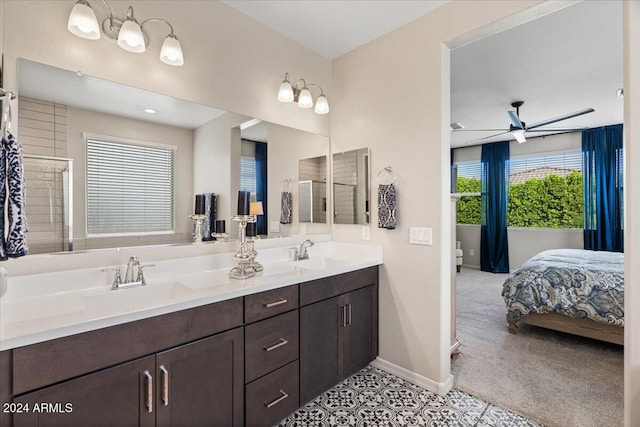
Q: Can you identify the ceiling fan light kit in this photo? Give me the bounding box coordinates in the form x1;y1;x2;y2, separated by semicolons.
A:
454;100;594;145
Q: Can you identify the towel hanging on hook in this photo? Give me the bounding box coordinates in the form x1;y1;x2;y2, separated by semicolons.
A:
377;167;397;229
280;178;293;224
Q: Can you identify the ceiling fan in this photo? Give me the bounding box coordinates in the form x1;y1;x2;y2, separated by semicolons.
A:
455;101;594;145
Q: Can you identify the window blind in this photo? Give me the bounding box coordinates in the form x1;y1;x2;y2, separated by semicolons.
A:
86;138;175;235
240;156;257;196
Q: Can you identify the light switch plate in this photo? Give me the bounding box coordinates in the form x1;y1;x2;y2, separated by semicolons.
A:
270;221;280;232
300;223;306;234
362;226;370;241
409;227;433;246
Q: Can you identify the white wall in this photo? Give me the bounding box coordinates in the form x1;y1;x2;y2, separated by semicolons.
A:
193;111;251;231
331;0;548;393
66;107;194;249
624;1;640;425
456;225;583;271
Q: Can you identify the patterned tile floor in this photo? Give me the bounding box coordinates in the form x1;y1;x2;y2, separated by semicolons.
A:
278;365;542;427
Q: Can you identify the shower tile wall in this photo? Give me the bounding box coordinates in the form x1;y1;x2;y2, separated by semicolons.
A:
18;97;69;255
333;150;357;224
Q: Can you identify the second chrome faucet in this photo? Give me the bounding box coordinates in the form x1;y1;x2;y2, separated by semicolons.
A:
103;256;155;290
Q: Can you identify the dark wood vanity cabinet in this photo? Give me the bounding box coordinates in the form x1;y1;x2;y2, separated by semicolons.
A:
2;266;378;427
299;267;379;404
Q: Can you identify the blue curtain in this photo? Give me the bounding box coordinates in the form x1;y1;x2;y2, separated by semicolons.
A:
582;124;623;252
480;141;510;273
255;142;268;235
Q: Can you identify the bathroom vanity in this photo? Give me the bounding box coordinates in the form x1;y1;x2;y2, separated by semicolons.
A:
0;242;381;427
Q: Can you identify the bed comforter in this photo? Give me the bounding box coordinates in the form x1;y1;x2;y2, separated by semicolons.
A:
502;249;624;326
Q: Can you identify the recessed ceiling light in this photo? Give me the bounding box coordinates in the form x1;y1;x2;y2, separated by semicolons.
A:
450;122;464;130
616;88;624;98
144;108;157;114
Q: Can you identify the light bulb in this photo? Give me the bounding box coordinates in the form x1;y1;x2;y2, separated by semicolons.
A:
160;35;184;66
297;88;313;109
68;1;100;40
278;80;294;103
117;19;145;53
314;94;329;114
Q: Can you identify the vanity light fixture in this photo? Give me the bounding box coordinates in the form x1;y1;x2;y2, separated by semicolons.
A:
67;0;185;66
278;73;329;115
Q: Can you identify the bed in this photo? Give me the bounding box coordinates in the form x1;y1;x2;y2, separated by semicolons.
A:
502;249;624;345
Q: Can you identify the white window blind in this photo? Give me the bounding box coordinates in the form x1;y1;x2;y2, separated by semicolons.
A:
240;156;257;197
86;138;175;235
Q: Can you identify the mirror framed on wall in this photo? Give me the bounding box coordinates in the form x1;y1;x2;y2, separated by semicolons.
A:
332;147;370;225
16;58;330;256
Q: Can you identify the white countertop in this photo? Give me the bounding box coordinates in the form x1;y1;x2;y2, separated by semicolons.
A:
0;241;383;351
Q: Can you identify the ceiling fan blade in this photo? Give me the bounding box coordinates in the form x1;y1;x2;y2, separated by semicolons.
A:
525;127;589;132
508;111;523;129
526;108;594;130
452;129;509;132
460;130;510;146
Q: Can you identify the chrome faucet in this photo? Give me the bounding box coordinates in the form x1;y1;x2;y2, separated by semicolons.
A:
296;239;314;260
124;256;140;284
103;256;155;290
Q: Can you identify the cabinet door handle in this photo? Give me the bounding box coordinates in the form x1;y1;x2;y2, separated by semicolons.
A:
341;304;347;327
264;390;289;408
264;338;288;352
347;303;352;326
160;365;169;406
264;298;288;308
144;370;153;413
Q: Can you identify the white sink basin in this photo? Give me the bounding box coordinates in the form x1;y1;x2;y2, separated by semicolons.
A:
291;257;346;270
259;262;308;277
81;282;196;316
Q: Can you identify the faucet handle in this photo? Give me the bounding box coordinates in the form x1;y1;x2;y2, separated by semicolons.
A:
136;264;156;286
101;267;123;289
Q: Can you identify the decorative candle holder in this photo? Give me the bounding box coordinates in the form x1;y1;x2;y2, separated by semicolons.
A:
229;215;257;279
211;232;230;242
246;235;263;272
189;214;207;243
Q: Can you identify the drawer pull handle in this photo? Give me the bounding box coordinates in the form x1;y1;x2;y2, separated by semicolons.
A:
265;390;289;408
144;370;153;413
264;338;288;352
160;365;169;406
264;298;288;308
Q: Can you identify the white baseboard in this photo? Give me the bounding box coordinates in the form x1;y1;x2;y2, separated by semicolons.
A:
370;357;453;396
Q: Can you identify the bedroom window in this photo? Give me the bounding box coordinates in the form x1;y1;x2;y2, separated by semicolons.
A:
86;136;175;236
455;161;481;225
508;151;583;228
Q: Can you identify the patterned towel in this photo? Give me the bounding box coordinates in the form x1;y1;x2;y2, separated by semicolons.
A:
2;133;28;258
280;191;292;224
377;183;397;230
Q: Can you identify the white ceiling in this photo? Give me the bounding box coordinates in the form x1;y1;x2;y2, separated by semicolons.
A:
18;60;226;130
222;0;447;59
450;0;623;147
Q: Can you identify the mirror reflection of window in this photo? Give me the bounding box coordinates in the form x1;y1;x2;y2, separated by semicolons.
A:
240;139;268;234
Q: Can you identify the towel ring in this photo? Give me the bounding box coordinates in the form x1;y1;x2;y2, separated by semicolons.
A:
280;178;292;192
376;166;396;185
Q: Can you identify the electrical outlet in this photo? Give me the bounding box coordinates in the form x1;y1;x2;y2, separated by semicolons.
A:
469;249;475;256
270;221;280;232
362;226;370;241
300;223;306;234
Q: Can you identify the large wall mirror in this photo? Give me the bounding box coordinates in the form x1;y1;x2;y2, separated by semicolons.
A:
332;148;370;225
17;59;329;255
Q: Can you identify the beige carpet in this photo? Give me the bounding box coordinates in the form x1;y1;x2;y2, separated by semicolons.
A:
451;268;623;427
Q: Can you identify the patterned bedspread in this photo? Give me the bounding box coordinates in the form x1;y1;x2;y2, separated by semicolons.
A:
502;249;624;326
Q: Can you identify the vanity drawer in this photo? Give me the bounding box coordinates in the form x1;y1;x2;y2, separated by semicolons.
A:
245;310;299;383
300;266;378;306
245;360;299;427
245;285;298;323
